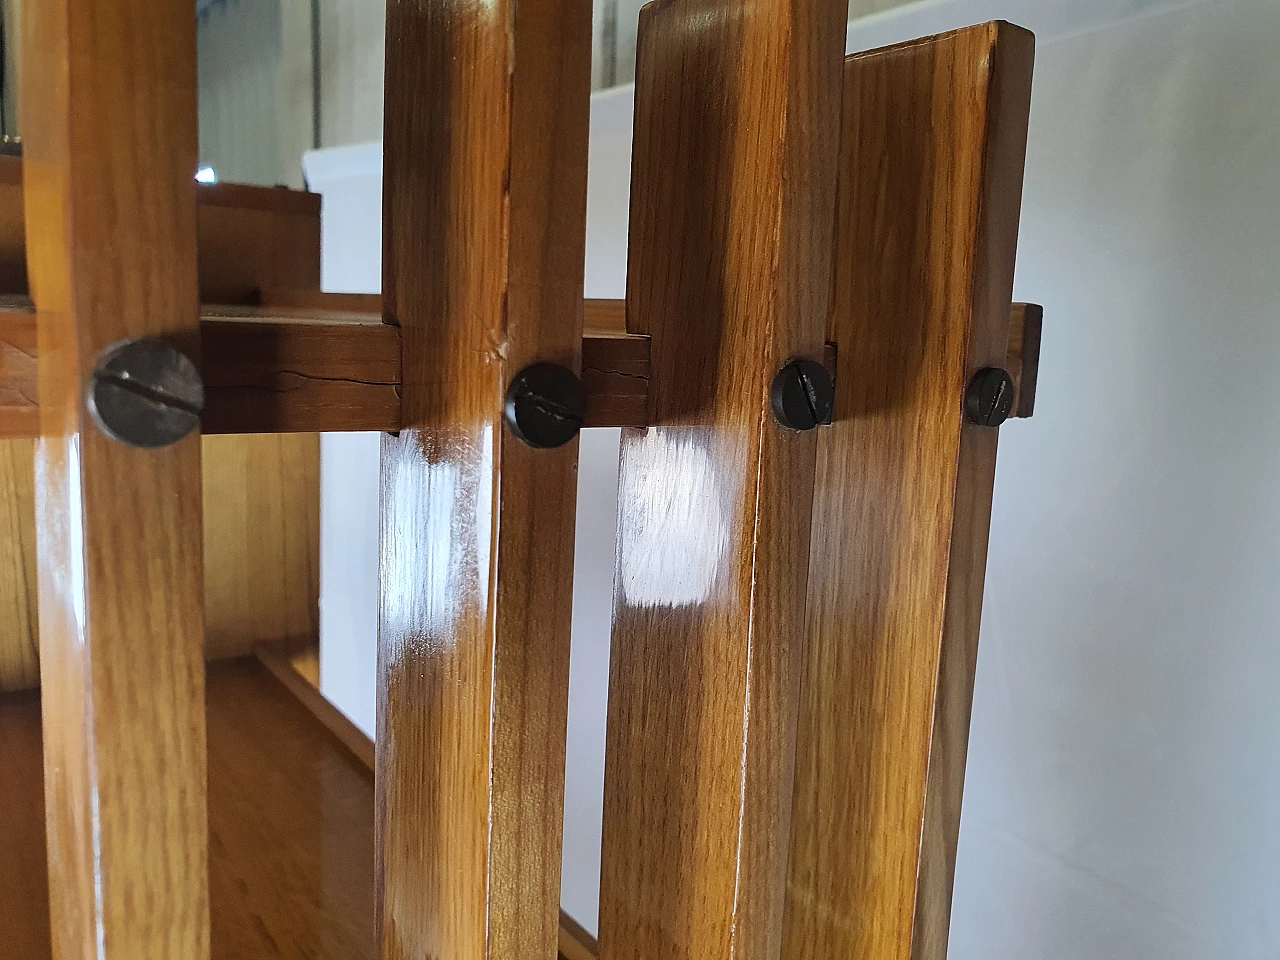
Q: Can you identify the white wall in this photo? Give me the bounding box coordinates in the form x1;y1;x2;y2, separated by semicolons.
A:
953;1;1280;957
198;0;314;188
307;0;1280;952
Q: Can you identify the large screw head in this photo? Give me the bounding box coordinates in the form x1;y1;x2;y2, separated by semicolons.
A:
87;339;205;448
964;367;1015;427
771;359;834;431
504;362;586;449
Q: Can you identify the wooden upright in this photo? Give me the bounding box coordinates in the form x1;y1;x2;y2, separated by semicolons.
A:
378;0;592;958
23;0;211;956
598;1;848;958
783;23;1035;960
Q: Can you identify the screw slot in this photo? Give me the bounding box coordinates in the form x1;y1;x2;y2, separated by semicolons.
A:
504;362;585;449
771;359;834;431
964;367;1015;427
87;339;204;448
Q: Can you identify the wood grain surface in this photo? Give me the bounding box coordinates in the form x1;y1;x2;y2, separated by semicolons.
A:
0;654;633;960
782;24;1034;960
202;433;320;659
199;309;403;433
0;438;37;690
0;431;320;692
23;0;211;955
0;658;376;960
0;155;322;304
378;1;592;960
1007;300;1043;419
598;0;848;958
0;298;659;435
0;291;1039;437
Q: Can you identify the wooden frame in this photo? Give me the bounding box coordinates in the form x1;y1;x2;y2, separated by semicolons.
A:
0;296;1037;437
3;0;1041;956
783;23;1035;960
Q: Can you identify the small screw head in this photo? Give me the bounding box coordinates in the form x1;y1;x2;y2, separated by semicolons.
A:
504;362;586;449
964;367;1015;427
771;359;834;431
87;339;205;449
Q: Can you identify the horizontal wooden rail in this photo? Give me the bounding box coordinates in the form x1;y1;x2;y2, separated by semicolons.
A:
0;293;1040;436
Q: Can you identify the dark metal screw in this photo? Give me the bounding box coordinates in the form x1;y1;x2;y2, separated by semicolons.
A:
964;367;1015;427
87;339;205;449
771;359;834;431
504;362;586;449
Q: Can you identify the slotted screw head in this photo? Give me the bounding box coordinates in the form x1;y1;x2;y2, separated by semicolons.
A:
87;339;205;448
504;362;586;449
771;359;834;431
964;367;1015;427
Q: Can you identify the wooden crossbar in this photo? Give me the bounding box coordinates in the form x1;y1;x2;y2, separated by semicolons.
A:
0;296;1040;436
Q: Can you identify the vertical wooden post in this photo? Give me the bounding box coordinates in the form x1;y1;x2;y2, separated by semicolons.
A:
378;0;592;958
782;23;1035;960
597;1;847;958
22;0;211;957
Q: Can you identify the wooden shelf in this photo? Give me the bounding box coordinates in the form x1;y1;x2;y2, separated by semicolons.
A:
0;653;600;960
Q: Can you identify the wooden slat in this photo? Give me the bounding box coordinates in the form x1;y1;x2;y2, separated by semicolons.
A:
23;0;211;955
782;23;1035;960
597;0;848;957
0;155;322;303
378;0;591;959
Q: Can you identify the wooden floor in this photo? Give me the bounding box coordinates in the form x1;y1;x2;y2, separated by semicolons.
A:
0;655;599;959
0;657;375;960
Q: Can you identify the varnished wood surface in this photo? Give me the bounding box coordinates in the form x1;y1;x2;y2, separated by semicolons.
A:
598;0;848;957
1008;301;1043;418
199;309;402;434
205;659;374;960
1;653;624;960
0;294;1038;437
0;298;661;435
782;24;1034;960
202;434;320;659
0;658;377;960
0;298;34;436
0;438;37;690
379;1;592;959
257;645;375;770
0;689;48;960
0;155;322;303
557;912;600;960
0;431;321;692
23;0;211;954
0;435;317;691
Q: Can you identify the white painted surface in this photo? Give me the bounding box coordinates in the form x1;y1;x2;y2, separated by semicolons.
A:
303;144;383;740
953;2;1280;957
306;1;1280;951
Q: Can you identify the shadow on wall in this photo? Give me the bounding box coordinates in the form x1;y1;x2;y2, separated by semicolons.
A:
955;1;1280;958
